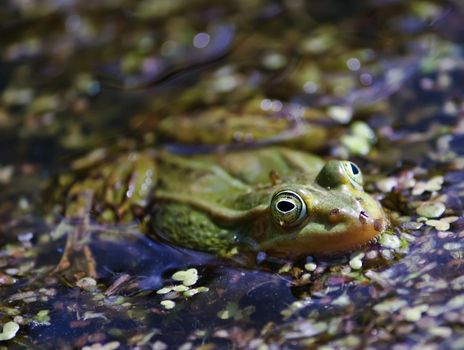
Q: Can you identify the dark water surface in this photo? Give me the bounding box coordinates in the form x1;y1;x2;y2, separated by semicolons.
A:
1;0;464;349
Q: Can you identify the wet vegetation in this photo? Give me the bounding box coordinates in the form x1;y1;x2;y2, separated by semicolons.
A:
1;0;464;349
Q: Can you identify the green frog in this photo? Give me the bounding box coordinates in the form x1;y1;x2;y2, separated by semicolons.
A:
54;147;386;276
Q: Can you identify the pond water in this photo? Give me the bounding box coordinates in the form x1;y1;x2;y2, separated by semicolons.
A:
1;0;464;349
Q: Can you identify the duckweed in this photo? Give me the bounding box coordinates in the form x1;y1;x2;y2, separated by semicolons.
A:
172;268;198;287
160;300;176;310
0;321;19;341
416;201;446;218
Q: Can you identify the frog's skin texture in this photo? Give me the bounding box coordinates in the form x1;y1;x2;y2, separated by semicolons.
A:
56;147;386;275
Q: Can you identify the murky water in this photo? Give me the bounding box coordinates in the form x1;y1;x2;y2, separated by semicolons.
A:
1;1;464;349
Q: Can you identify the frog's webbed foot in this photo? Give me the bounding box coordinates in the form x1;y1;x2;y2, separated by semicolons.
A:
53;230;74;274
82;244;97;278
53;227;98;279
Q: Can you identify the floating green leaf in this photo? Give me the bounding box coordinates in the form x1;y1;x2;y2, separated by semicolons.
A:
0;322;19;341
217;302;255;320
172;268;198;287
416;201;445;218
160;300;176;309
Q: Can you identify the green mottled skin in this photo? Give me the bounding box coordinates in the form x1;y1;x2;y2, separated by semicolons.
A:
157;107;328;151
62;147;386;258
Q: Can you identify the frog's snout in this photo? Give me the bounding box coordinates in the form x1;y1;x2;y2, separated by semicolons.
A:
325;206;385;232
358;210;384;230
373;218;386;232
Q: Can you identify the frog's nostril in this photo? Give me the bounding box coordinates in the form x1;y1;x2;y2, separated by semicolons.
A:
277;200;295;213
359;211;369;224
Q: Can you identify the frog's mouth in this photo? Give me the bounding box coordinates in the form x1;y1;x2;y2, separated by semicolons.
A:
260;216;386;256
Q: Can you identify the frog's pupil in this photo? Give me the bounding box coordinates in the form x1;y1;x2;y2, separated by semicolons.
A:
350;163;360;175
277;200;295;213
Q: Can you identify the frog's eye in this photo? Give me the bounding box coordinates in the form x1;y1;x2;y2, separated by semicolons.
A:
342;161;363;188
316;160;364;189
271;191;307;227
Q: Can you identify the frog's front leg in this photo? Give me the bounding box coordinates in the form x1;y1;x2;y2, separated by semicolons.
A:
54;226;98;278
53;177;102;277
53;153;157;278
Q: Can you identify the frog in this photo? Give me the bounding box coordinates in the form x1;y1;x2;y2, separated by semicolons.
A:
53;146;386;277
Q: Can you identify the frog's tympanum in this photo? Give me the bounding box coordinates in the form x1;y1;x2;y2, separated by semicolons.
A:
55;147;386;275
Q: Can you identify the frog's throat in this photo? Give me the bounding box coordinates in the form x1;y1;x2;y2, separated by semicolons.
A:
259;221;384;255
154;190;268;222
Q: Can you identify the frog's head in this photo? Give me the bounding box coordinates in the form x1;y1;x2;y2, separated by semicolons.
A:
258;160;386;255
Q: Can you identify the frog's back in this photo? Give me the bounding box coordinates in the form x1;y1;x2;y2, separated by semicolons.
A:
157;147;324;190
205;147;324;185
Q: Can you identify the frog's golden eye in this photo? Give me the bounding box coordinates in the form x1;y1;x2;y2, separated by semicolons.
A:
271;190;307;227
342;161;363;188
